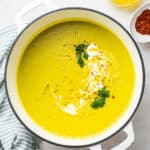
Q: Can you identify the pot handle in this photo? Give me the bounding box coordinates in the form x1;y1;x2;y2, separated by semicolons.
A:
88;122;134;150
89;144;102;150
111;122;134;150
15;0;58;33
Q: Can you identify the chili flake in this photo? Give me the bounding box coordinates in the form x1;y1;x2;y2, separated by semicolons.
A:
135;9;150;35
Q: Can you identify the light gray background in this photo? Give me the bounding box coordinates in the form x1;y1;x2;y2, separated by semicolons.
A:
0;0;150;149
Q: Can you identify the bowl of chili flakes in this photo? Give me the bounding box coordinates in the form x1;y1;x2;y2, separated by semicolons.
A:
130;1;150;43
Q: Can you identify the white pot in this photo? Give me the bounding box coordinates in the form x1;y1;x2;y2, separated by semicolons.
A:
5;1;145;149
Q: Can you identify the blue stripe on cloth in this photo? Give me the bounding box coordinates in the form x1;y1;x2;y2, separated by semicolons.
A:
0;25;39;150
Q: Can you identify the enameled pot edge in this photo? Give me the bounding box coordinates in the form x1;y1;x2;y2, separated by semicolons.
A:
4;7;145;148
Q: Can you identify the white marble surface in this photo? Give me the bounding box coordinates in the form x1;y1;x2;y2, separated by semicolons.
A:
0;0;150;149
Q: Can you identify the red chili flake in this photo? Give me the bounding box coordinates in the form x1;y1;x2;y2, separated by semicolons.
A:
112;96;115;99
135;9;150;35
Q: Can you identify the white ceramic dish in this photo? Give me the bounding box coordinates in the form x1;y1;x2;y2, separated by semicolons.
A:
130;1;150;43
5;0;145;149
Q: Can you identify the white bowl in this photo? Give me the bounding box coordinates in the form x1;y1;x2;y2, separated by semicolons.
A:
130;1;150;43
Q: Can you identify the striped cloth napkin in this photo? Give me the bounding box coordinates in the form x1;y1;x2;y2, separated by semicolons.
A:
0;25;39;150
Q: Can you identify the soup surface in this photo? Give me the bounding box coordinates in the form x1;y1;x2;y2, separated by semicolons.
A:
17;20;135;138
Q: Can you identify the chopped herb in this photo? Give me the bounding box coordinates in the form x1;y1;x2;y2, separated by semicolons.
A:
91;98;100;109
83;52;89;60
75;43;88;53
98;87;109;98
74;43;89;68
91;97;105;109
77;53;84;68
91;87;110;109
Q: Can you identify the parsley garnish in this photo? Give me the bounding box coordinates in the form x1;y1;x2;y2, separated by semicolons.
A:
98;87;110;97
91;97;105;108
77;53;84;68
74;43;89;68
83;52;89;60
91;87;110;109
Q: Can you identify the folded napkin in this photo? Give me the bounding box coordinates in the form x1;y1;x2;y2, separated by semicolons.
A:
0;25;39;150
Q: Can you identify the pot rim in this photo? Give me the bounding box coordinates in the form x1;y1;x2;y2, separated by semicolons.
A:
4;7;145;148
